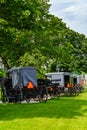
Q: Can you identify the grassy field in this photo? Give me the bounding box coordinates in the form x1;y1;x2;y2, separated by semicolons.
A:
0;87;1;101
0;89;87;130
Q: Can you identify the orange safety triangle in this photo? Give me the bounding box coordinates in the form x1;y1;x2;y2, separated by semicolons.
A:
67;83;70;88
50;87;53;91
27;82;34;89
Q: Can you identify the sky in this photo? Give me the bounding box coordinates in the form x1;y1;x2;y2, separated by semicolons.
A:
49;0;87;36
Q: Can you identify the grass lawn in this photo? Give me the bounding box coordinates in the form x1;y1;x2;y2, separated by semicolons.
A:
0;87;1;101
0;89;87;130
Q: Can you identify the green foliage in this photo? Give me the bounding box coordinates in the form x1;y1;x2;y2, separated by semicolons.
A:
1;0;87;76
19;49;52;78
0;69;6;78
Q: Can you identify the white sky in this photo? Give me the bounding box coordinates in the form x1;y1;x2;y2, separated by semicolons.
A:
49;0;87;36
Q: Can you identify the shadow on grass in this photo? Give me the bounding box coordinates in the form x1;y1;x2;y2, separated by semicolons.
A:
0;96;87;121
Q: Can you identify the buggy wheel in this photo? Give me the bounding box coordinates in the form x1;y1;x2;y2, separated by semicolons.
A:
55;87;60;98
70;88;76;96
40;94;48;103
26;98;31;103
14;86;23;103
1;87;7;103
40;85;48;103
25;92;32;103
55;92;60;98
33;94;41;102
75;88;79;96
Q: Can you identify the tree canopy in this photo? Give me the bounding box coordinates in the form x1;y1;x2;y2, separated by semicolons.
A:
0;0;87;77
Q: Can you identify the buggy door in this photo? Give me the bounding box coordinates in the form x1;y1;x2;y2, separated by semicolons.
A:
64;75;70;87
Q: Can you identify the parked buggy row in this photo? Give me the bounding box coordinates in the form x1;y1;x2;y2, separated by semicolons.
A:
0;67;84;104
0;67;48;103
45;72;84;97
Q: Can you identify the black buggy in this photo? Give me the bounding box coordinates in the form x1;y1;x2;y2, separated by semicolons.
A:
1;67;48;103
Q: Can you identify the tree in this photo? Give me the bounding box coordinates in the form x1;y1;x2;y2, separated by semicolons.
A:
1;0;87;76
0;0;50;69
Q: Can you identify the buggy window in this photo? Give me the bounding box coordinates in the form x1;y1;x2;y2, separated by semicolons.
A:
12;71;19;88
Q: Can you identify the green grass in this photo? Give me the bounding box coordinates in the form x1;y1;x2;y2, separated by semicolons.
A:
0;89;87;130
0;87;1;101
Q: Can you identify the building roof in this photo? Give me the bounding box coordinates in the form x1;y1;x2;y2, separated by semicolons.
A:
45;72;71;76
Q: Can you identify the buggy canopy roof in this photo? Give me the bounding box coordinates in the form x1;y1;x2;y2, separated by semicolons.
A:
45;72;71;76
